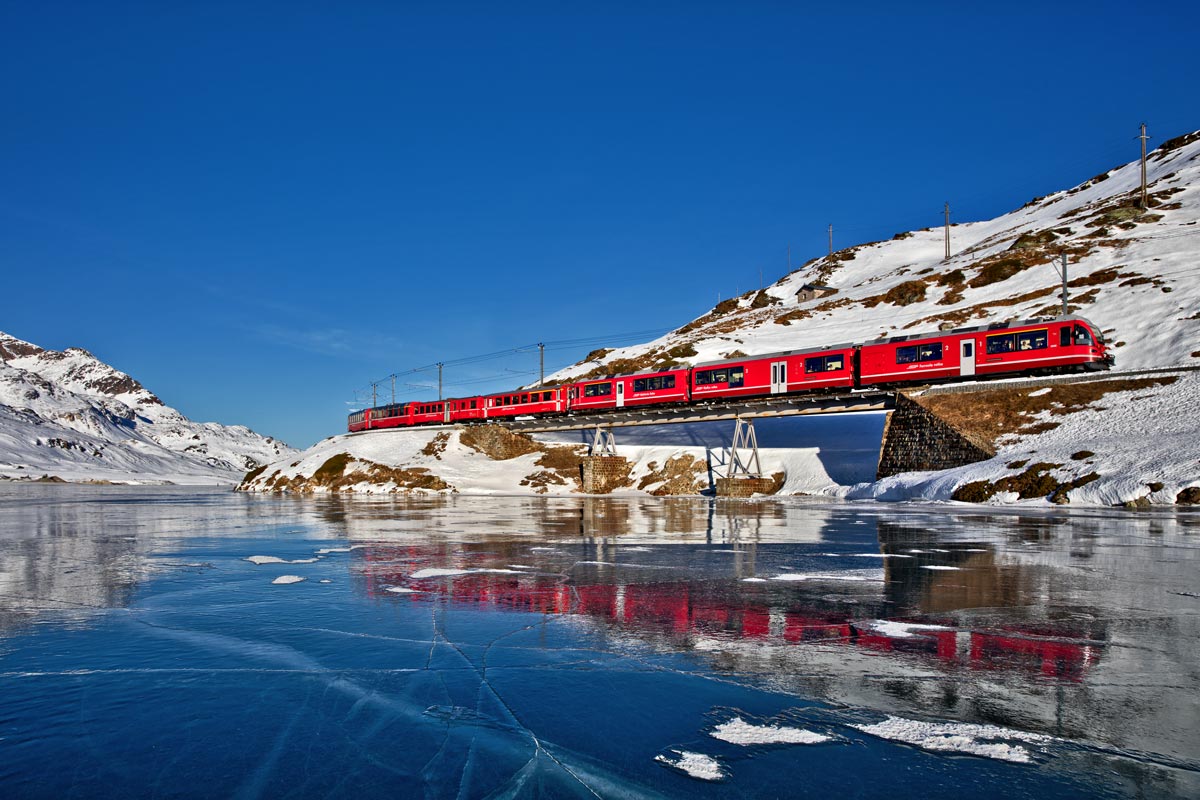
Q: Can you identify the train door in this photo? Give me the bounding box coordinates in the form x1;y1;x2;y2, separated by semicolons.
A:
960;340;976;377
443;403;450;424
770;361;788;394
616;380;626;408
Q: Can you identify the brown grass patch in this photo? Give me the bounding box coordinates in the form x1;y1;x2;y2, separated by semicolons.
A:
459;425;543;460
422;432;451;459
637;454;708;495
904;286;1055;329
918;377;1177;449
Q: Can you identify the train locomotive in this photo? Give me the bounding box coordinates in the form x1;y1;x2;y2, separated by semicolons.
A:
348;314;1113;432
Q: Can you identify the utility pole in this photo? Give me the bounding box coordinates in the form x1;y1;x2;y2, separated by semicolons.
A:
1061;252;1069;315
372;382;377;410
1052;252;1069;315
828;224;833;257
944;202;951;260
1138;122;1150;208
538;343;545;387
759;268;763;291
390;374;395;407
437;362;443;400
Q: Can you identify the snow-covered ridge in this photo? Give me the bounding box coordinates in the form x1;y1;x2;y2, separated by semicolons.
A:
547;130;1200;381
0;331;295;484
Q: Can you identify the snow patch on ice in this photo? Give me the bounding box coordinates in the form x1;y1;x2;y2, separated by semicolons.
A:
654;750;726;781
711;717;831;745
409;567;523;579
852;715;1052;763
246;555;317;565
271;575;306;585
771;569;885;583
385;586;420;594
863;620;954;638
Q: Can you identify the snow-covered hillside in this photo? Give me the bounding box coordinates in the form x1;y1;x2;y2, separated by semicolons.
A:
549;130;1200;381
244;130;1200;504
0;332;294;484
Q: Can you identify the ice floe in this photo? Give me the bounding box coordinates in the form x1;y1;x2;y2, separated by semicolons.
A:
271;575;306;585
862;620;954;638
409;567;523;579
654;750;726;781
852;715;1052;764
710;717;831;745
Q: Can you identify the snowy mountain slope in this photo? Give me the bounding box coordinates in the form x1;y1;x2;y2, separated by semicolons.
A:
0;332;294;484
244;130;1200;504
547;130;1200;381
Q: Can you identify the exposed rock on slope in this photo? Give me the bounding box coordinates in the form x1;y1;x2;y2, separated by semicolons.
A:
0;331;294;484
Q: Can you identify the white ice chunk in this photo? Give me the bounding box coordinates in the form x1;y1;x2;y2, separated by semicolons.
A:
654;750;726;781
409;567;523;579
711;717;831;745
853;716;1052;764
863;620;954;638
271;575;306;585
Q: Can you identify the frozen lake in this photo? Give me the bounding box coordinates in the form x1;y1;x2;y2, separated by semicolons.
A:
1;486;1198;798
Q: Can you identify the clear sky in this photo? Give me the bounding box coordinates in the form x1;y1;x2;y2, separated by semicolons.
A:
2;1;1197;447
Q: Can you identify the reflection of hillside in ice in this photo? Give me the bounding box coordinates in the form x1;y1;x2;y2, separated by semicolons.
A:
0;485;343;633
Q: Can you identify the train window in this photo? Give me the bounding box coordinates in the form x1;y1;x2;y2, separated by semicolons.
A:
729;367;744;387
633;378;647;392
1060;326;1072;347
583;382;612;397
986;334;1016;355
806;355;845;373
1073;324;1093;346
471;400;477;409
898;343;944;363
695;369;726;385
1016;330;1048;351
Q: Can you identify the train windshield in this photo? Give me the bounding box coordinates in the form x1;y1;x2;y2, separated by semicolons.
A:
1074;324;1094;346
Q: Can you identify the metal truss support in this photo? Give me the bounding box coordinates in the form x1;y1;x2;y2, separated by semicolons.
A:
728;417;762;478
590;426;618;457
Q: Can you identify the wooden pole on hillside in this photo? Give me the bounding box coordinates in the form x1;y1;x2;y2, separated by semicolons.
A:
1139;123;1151;207
1061;253;1069;315
944;202;951;259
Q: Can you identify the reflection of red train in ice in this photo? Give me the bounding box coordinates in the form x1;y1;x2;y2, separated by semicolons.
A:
365;564;1100;681
349;315;1113;431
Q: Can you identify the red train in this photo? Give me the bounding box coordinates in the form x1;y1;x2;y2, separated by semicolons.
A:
348;314;1113;432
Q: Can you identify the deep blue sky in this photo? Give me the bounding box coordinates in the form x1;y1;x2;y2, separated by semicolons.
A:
2;1;1197;447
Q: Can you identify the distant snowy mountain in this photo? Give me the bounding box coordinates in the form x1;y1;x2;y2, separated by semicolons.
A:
0;332;295;484
548;130;1200;382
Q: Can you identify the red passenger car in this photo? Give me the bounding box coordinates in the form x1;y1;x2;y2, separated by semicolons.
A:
858;315;1111;387
690;345;856;402
567;368;690;412
482;387;565;420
